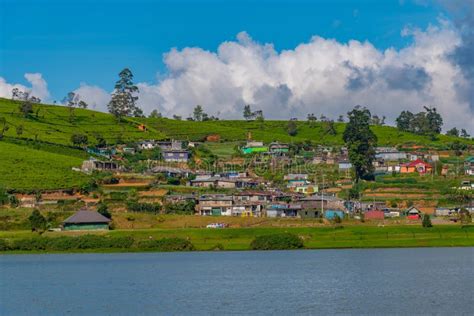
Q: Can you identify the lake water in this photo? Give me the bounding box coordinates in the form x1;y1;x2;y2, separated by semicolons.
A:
1;248;473;315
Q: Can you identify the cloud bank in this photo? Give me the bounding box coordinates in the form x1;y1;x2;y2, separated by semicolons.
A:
135;23;473;132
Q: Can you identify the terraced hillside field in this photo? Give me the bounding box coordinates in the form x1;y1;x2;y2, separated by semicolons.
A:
0;141;90;191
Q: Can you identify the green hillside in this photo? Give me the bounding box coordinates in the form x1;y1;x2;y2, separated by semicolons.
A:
0;97;473;191
1;97;471;147
0;98;165;146
0;141;89;191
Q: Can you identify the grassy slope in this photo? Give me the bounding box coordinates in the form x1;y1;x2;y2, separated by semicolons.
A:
144;118;473;146
0;98;165;145
0;225;472;252
1;97;471;147
0;141;89;191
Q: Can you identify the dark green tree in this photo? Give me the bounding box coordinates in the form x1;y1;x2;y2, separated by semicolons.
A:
63;92;78;122
15;124;23;136
287;120;298;136
459;208;472;225
424;106;443;134
93;133;107;147
71;134;88;147
149;109;162;118
323;120;337;135
0;186;9;205
28;209;46;232
460;129;470;138
343;106;377;182
19;100;33;117
449;140;467;156
243;105;253;120
0;117;9;140
446;127;459;137
97;202;112;219
193;105;204;121
396;110;415;132
78;100;88;109
108;68;140;120
422;214;433;228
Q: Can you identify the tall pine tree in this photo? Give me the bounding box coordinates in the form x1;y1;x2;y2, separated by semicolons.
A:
108;68;141;120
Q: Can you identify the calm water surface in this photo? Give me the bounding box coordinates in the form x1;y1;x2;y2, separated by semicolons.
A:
1;248;473;315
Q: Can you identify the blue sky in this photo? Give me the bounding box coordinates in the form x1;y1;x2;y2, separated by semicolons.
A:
1;0;445;100
1;0;473;131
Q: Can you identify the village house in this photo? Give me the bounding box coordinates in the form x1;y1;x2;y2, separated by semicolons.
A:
62;209;111;231
81;158;119;173
364;210;385;220
465;156;474;176
15;195;37;208
162;149;190;162
234;191;274;203
157;140;183;151
195;195;233;216
266;204;301;218
294;184;318;195
150;166;193;178
241;141;268;154
375;147;407;161
163;194;196;204
312;155;324;164
269;142;290;155
405;206;422;219
190;176;218;188
138;140;157;150
231;202;264;217
284;174;309;189
298;194;346;210
338;160;352;171
323;209;345;220
435;207;457;217
400;159;432;174
86;147;116;158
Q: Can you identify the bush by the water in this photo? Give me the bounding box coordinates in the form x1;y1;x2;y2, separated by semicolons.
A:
137;237;195;251
250;233;304;250
1;235;134;251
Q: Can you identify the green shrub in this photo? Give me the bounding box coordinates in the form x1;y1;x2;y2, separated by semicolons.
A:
138;237;195;251
250;233;304;250
127;201;161;214
422;214;433;228
0;239;10;251
4;235;135;251
13;238;48;251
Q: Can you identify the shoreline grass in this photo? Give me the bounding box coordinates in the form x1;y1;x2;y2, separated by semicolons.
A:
1;225;472;254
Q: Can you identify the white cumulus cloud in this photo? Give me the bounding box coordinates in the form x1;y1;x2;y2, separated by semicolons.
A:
73;83;111;112
0;73;50;102
135;23;473;133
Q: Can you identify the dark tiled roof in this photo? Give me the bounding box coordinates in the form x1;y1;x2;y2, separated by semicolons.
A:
63;210;111;224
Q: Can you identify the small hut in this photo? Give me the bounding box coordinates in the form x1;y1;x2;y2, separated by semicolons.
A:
62;209;111;231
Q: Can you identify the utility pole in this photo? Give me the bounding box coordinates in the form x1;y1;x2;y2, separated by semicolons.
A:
321;173;325;217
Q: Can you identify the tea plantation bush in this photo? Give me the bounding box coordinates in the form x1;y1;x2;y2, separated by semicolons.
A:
250;233;304;250
138;237;195;251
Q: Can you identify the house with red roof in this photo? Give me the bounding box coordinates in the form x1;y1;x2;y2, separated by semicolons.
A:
400;159;432;174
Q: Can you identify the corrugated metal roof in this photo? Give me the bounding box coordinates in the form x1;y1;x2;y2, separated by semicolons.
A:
63;210;111;224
